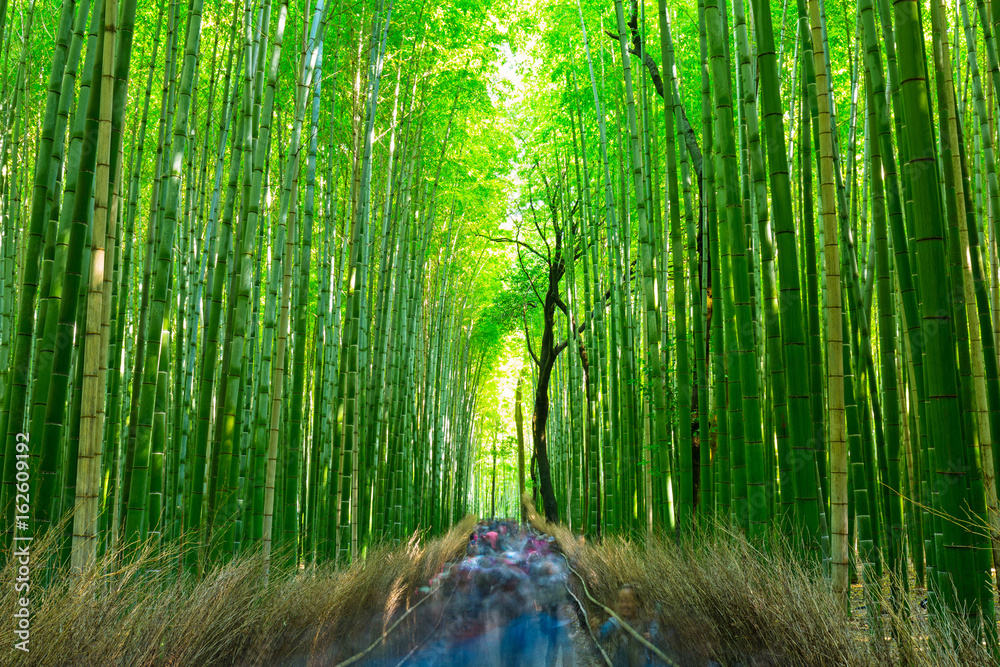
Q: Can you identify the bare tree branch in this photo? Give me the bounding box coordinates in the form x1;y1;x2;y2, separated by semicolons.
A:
554;258;637;351
517;244;547;308
522;302;540;367
603;11;703;179
526;191;552;261
474;231;550;265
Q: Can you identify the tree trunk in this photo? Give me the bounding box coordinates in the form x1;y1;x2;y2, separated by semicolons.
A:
533;347;559;523
515;373;526;519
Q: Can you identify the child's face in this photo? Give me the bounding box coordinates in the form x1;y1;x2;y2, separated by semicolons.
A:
617;588;638;619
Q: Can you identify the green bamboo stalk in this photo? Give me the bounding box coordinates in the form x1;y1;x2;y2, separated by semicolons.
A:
614;0;670;532
806;0;848;608
895;0;993;628
123;0;205;554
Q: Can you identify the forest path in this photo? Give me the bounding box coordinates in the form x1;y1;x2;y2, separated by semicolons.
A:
335;519;604;666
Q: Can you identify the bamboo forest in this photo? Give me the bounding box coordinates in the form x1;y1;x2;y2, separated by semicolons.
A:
5;0;1000;662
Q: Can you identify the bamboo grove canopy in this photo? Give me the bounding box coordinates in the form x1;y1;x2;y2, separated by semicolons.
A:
1;0;1000;645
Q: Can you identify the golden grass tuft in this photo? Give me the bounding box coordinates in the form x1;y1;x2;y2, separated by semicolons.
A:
523;494;995;666
0;515;476;666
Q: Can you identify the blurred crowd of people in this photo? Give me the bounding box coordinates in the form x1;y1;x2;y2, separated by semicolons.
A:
408;520;576;666
402;520;682;666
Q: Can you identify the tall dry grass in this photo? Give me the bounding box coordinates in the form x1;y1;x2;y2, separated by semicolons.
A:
0;515;475;666
523;495;995;667
5;501;994;667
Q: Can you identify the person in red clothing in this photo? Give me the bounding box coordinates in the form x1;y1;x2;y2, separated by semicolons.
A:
484;530;499;551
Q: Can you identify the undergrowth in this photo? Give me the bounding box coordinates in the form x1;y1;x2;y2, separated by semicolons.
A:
0;515;474;666
524;496;995;667
1;505;994;666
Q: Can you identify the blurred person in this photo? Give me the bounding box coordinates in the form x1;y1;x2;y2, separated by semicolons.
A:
598;585;663;667
532;557;572;666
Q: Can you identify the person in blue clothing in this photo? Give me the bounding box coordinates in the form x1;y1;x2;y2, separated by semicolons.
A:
597;585;664;667
532;557;571;666
497;569;534;667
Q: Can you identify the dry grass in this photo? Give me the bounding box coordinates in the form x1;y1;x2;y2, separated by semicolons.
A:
524;495;995;667
0;515;475;666
8;503;995;667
